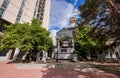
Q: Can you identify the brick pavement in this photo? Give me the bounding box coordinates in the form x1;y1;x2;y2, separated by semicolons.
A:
0;62;119;78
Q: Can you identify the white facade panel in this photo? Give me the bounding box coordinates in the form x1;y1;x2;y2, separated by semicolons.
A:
0;0;50;30
0;0;4;7
1;0;37;24
2;0;22;23
20;0;37;23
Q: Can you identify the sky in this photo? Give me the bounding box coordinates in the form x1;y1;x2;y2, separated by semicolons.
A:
49;0;84;42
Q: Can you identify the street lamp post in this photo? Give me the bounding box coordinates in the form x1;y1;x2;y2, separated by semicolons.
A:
56;37;59;62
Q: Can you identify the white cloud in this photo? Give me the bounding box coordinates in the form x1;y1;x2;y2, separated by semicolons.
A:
50;29;57;45
50;29;57;38
49;0;74;30
49;0;82;45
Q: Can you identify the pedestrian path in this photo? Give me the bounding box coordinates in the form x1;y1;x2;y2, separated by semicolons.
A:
0;56;7;61
0;62;119;78
0;61;119;78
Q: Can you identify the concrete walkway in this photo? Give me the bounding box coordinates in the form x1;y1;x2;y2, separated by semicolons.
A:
0;57;7;61
0;61;119;78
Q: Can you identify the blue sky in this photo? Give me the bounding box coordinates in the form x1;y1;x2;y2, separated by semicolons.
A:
49;0;84;39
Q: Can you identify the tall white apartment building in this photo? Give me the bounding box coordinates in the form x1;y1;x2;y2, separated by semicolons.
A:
0;0;51;31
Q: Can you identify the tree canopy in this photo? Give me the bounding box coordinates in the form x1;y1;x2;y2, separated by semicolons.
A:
0;19;53;52
75;0;120;60
75;26;106;60
78;0;120;45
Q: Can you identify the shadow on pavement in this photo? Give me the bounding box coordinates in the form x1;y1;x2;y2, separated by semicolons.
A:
87;62;120;77
93;65;120;77
40;68;119;78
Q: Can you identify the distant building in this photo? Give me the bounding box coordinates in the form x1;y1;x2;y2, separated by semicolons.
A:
55;17;77;60
0;0;51;31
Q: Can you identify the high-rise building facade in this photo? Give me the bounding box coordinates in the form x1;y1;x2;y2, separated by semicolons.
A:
0;0;37;23
34;0;51;30
0;0;51;31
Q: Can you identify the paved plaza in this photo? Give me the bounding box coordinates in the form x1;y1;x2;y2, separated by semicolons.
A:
0;61;120;78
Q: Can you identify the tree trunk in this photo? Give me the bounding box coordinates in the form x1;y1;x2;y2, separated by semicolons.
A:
6;49;13;60
36;51;41;62
87;52;91;60
110;48;113;60
106;0;118;12
106;49;112;62
21;52;29;60
96;50;100;61
42;50;48;63
12;47;20;61
28;51;32;61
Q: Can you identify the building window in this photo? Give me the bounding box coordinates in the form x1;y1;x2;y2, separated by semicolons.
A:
16;0;26;22
61;48;67;52
35;0;46;21
2;0;10;8
0;0;10;17
62;41;68;47
0;8;4;17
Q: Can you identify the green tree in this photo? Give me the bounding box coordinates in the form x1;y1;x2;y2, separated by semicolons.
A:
75;26;106;60
79;0;120;45
47;38;54;58
30;19;51;51
0;19;53;61
1;23;32;51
